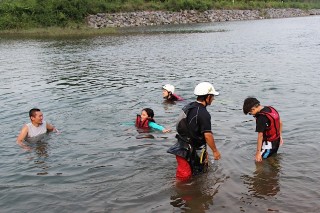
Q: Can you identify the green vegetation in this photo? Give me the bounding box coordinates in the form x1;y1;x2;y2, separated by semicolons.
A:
0;0;319;33
0;26;117;38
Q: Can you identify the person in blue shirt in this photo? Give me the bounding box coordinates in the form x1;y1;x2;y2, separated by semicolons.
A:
136;108;170;133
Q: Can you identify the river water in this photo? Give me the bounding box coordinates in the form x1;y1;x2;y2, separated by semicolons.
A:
1;16;319;213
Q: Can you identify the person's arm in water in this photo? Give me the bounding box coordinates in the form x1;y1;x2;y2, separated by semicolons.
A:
16;125;32;151
17;125;28;144
255;132;264;162
148;122;170;133
204;132;221;160
46;122;58;132
172;94;184;101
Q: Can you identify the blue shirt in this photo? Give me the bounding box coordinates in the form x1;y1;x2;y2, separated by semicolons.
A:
148;121;165;131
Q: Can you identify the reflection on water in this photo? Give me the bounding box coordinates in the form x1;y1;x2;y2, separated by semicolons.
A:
171;177;216;212
136;133;155;139
24;135;51;176
119;24;227;35
241;156;281;198
170;164;228;213
27;142;49;158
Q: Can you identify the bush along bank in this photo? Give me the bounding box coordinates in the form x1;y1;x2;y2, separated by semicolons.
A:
87;8;320;28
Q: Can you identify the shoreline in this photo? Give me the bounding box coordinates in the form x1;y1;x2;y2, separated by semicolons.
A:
87;8;320;28
1;8;320;37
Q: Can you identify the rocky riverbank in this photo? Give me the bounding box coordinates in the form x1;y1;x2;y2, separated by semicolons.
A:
87;8;320;28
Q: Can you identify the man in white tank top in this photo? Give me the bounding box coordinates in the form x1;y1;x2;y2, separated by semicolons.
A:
17;108;57;148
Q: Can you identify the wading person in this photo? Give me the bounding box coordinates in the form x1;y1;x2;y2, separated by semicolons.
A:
17;108;57;147
167;82;221;180
162;84;183;102
243;97;283;162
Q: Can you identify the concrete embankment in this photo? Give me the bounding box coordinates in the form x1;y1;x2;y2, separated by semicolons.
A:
87;8;320;28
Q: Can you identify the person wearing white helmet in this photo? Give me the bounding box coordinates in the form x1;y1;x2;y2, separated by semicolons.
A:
167;82;221;180
162;84;183;102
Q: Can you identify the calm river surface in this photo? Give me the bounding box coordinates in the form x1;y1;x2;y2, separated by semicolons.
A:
1;16;319;213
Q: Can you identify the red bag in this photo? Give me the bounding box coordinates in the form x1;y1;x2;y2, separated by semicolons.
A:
176;155;192;181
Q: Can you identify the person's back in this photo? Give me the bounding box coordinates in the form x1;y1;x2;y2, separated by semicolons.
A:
176;102;209;148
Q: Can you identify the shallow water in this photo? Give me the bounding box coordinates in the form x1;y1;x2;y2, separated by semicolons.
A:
1;16;320;213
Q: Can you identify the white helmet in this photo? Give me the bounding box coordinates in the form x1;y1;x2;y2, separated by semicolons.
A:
194;82;219;96
163;84;175;93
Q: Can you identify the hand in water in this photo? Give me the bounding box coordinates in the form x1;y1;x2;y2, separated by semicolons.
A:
255;153;262;162
17;141;32;152
162;128;171;133
213;150;221;160
54;128;61;134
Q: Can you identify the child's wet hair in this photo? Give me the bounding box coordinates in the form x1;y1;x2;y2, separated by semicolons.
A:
143;108;154;118
243;97;260;114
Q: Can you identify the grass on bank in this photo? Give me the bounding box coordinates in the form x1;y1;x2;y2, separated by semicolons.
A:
0;0;320;36
0;26;118;38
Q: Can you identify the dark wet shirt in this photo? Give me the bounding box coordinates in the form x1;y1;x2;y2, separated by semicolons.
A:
255;107;271;133
184;102;212;145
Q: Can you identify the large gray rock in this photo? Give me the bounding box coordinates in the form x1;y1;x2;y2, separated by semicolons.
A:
86;9;320;28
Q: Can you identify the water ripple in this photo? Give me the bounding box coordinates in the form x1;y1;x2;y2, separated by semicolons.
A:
1;16;320;213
